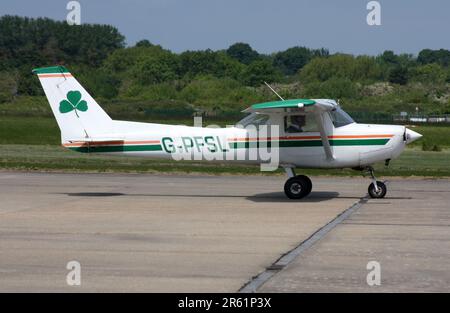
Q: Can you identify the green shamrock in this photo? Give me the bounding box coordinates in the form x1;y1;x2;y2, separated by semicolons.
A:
59;90;88;117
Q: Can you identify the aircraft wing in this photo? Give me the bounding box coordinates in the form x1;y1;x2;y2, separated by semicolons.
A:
244;99;338;113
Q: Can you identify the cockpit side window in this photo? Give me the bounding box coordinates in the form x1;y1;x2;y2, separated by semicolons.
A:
328;108;355;128
284;114;319;133
236;113;269;128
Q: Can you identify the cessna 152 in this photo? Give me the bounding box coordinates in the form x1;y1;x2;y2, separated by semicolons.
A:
33;66;422;199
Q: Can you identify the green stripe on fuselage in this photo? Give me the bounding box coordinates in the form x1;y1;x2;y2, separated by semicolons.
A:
68;144;163;153
229;138;390;149
67;138;389;153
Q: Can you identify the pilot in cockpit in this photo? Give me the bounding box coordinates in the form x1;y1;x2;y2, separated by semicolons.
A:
285;115;306;133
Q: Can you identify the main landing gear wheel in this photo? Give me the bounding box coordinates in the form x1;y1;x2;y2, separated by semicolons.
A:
284;175;312;199
366;166;387;199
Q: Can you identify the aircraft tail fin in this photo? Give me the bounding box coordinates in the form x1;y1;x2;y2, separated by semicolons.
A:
33;66;113;143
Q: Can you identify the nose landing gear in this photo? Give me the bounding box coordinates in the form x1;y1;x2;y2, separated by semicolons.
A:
366;166;387;199
283;168;312;199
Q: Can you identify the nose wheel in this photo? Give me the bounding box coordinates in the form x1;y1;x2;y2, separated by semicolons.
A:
283;168;312;199
366;167;387;199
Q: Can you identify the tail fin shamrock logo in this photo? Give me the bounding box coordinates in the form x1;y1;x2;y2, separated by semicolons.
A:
59;91;88;117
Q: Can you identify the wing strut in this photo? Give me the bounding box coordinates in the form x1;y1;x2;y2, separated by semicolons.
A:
315;112;334;160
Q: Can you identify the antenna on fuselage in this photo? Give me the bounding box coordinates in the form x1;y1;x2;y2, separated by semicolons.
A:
264;81;284;101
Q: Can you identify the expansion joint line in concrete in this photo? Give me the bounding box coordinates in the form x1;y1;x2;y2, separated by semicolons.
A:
238;184;382;293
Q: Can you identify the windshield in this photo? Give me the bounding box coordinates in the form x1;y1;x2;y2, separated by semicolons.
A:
236;113;269;128
329;107;355;128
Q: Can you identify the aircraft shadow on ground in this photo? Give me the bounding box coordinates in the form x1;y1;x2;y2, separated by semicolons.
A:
60;191;361;203
64;192;126;197
61;192;411;202
246;191;355;203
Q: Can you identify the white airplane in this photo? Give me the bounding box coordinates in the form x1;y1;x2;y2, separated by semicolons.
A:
33;66;422;199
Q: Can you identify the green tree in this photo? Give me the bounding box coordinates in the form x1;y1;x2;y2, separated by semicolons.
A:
77;68;121;99
303;78;358;99
0;71;18;103
179;76;262;111
179;50;243;79
379;50;399;65
226;43;259;65
242;59;282;86
411;64;446;84
418;49;450;67
299;54;382;83
273;46;314;75
388;66;409;85
134;39;154;48
103;45;180;85
17;69;42;96
132;52;180;85
0;15;125;69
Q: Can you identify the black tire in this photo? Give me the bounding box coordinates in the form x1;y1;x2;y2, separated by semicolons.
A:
296;175;312;194
284;176;312;199
368;181;387;199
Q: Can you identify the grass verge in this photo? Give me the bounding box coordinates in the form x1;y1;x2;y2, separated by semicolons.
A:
1;144;449;177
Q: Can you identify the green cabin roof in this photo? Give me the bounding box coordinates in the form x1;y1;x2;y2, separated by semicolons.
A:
251;99;316;110
32;65;70;74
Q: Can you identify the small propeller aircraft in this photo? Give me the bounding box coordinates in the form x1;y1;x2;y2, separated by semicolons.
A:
33;66;422;199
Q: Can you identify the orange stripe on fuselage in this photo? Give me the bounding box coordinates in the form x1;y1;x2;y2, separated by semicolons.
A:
328;134;394;139
63;140;160;147
228;134;394;142
228;136;319;141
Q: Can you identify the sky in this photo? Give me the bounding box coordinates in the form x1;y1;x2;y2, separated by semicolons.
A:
1;0;449;56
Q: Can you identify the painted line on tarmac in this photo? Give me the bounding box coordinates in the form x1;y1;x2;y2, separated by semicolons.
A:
239;189;375;293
